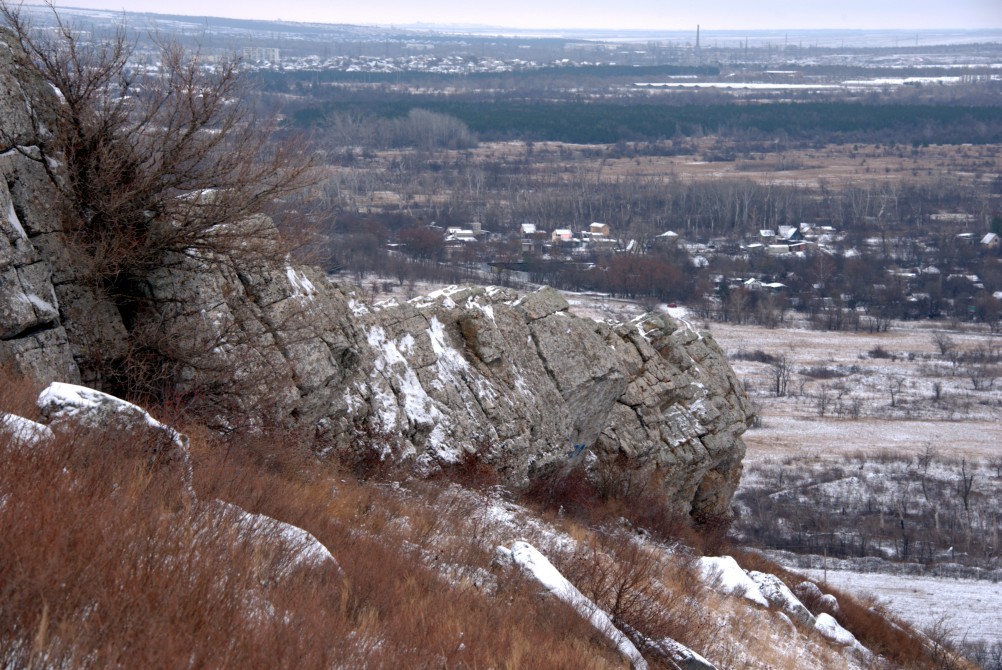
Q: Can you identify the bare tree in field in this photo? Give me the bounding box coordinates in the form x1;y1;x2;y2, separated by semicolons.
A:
931;332;955;357
771;355;792;397
958;459;975;514
887;374;906;407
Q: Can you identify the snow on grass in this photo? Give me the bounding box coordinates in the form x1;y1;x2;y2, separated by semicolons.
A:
743;415;1001;462
501;541;648;670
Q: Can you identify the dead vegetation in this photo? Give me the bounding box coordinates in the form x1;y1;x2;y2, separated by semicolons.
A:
0;364;963;669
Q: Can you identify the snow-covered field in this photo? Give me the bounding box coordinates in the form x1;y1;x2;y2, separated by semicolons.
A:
799;568;1002;645
708;319;1002;462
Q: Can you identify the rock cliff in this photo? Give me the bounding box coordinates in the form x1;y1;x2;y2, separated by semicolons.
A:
0;30;753;517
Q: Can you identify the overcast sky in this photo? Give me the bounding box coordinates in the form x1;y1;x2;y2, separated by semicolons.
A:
60;0;1002;30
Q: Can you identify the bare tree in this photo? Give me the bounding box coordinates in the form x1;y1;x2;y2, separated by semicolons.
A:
958;459;975;513
931;332;955;357
770;355;792;397
918;444;935;503
1;3;314;288
967;364;998;392
1;3;315;396
814;382;832;417
887;374;906;407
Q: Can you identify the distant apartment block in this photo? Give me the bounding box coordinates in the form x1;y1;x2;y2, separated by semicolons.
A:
242;47;280;63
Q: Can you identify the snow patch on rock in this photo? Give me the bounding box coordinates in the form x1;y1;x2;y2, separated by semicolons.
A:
698;555;769;606
501;541;648;669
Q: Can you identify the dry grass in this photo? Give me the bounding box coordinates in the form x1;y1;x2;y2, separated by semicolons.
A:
2;365;974;668
0;369;629;668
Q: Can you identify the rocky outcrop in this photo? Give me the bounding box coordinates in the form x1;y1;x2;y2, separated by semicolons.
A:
0;30;753;517
1;31;86;384
333;285;751;516
0;159;81;383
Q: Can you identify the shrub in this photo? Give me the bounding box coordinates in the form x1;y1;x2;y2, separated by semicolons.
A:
0;3;315;399
869;345;893;359
732;349;780;365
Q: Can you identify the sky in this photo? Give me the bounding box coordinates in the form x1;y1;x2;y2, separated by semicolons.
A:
57;0;1002;31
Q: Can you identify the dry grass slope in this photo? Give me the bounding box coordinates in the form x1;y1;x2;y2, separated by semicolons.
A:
0;368;976;669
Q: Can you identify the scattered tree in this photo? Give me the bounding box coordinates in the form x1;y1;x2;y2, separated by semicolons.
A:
770;355;792;397
931;332;955;357
887;374;906;407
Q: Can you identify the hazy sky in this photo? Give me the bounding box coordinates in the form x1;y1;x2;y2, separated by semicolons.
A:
61;0;1002;30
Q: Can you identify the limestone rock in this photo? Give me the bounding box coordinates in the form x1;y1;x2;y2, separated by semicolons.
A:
207;500;339;577
0;30;53;147
0;411;54;447
0;155;80;383
37;381;193;498
748;571;816;628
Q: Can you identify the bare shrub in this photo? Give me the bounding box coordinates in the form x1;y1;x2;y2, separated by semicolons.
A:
1;389;632;669
869;345;893;359
932;332;956;357
732;349;780;364
521;462;597;514
967;363;998;391
559;533;717;659
800;365;855;379
0;3;315;398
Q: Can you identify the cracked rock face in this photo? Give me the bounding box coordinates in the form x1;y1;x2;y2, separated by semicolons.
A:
0;151;80;383
340;286;752;517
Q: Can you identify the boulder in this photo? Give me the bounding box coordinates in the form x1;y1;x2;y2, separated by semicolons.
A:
748;571;816;628
206;500;339;577
37;382;193;499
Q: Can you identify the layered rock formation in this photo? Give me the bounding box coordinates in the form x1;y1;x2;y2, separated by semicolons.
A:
0;30;753;517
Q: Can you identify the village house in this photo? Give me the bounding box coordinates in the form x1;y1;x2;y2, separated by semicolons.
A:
589;222;611;237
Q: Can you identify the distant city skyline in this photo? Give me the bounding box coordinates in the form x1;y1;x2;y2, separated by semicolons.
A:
51;0;1002;31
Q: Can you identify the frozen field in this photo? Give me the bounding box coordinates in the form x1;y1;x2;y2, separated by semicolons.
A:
799;568;1002;645
743;415;1001;461
707;319;1002;464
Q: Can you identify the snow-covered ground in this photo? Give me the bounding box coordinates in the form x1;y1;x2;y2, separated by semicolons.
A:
799;568;1002;645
